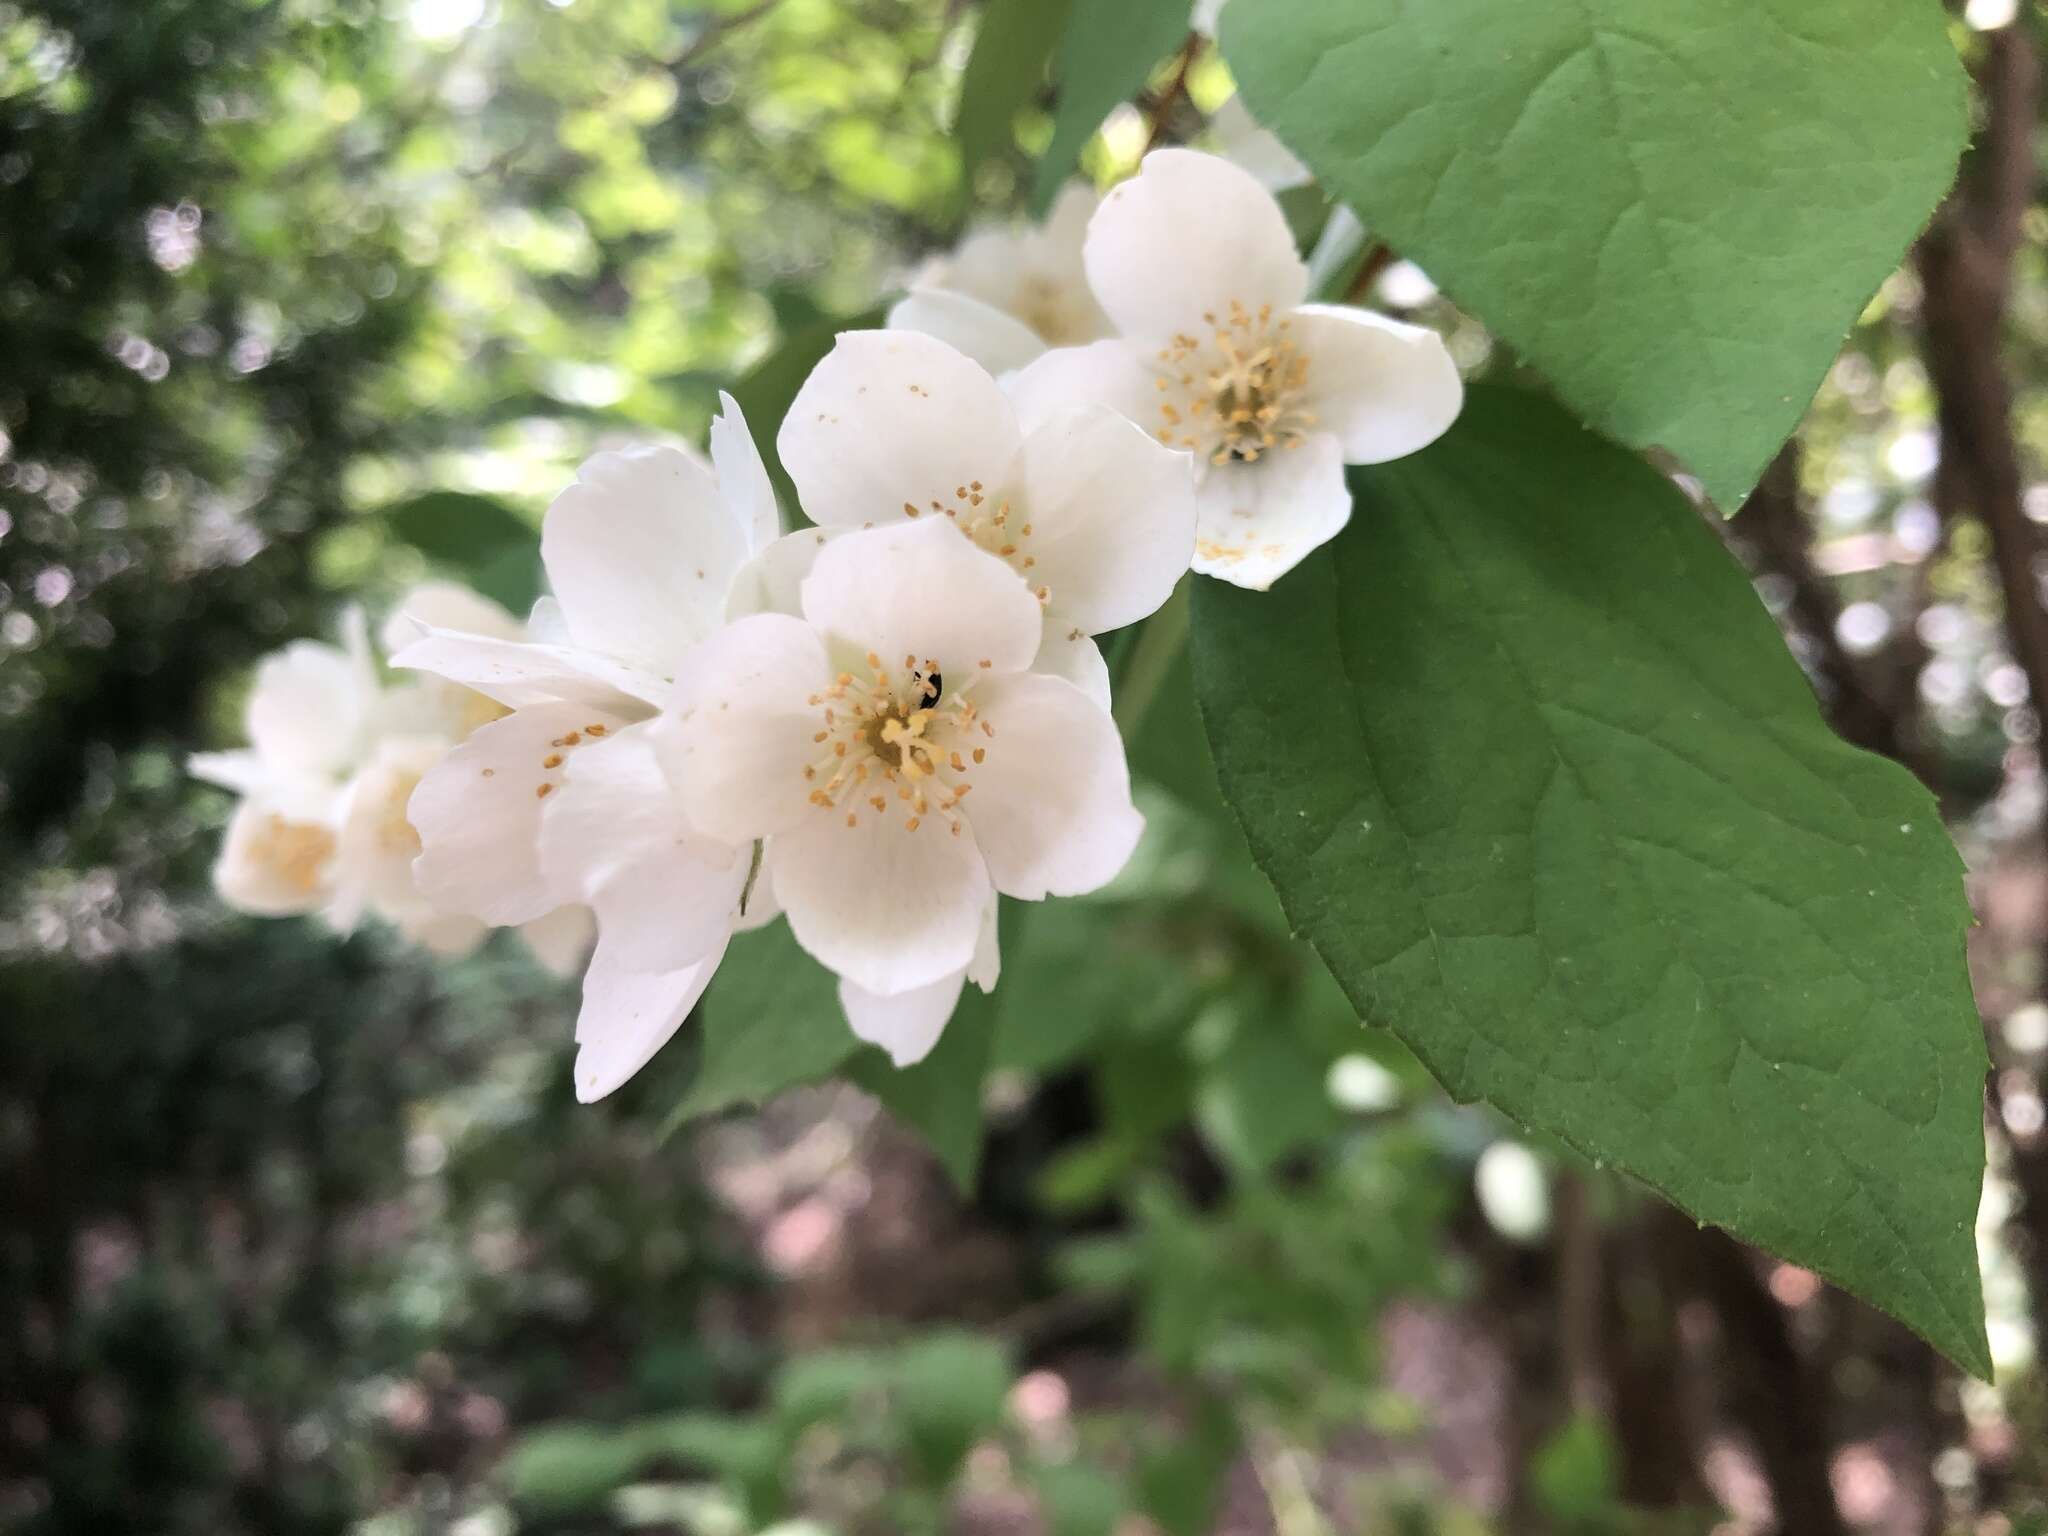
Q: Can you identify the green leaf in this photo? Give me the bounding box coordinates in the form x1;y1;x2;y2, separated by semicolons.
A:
1222;0;1967;507
671;923;856;1125
955;0;1074;193
1196;1015;1341;1177
1191;386;1989;1374
892;1332;1012;1484
1034;0;1192;212
730;305;887;521
384;489;533;562
849;977;997;1193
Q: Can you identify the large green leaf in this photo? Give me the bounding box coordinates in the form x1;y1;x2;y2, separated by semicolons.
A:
384;489;542;611
1033;0;1192;212
954;0;1074;194
1191;386;1989;1373
1222;0;1967;508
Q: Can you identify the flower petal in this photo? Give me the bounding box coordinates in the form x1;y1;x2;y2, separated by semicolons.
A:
1206;93;1311;192
332;735;448;932
408;700;637;926
768;805;993;997
887;288;1051;377
1292;304;1463;464
539;723;747;972
1034;629;1112;712
246;636;374;780
800;519;1042;678
666;613;832;844
838;968;964;1067
379;581;522;656
965;672;1142;900
776;330;1022;529
572;931;730;1102
1084;148;1308;340
1191;431;1351;590
212;797;339;916
390;628;662;713
1004;340;1161;437
726;527;834;621
1014;407;1195;634
518;903;595;976
542;445;750;676
835;892;999;1068
710;391;782;553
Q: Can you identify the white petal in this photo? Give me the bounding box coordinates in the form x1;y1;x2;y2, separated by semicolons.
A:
525;595;570;645
332;736;449;931
380;581;522;656
726;528;834;621
776;330;1023;529
835;891;1000;1068
1038;182;1100;270
710;391;782;553
245;638;374;780
1206;93;1311;192
539;723;747;972
1034;629;1112;712
519;903;595;976
391;628;662;713
1013;407;1195;634
396;909;489;958
1190;0;1227;37
887;289;1051;377
542;445;750;676
407;700;637;926
666;614;832;844
800;519;1042;678
1292;304;1463;464
1004;340;1161;437
573;931;729;1102
768;806;993;997
1191;431;1352;590
838;968;964;1067
963;672;1142;900
1085;149;1308;341
189;749;278;799
212;797;339;916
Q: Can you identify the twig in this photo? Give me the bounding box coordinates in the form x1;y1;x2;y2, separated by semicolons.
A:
1340;240;1395;305
1141;32;1202;150
674;0;783;70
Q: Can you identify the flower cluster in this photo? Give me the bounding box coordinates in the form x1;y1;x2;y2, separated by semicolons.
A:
897;149;1461;590
189;585;593;972
192;148;1461;1100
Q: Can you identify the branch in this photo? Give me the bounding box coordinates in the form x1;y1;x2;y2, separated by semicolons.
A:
1141;32;1202;150
673;0;783;70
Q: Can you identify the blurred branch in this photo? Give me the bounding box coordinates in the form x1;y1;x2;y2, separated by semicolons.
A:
1141;32;1202;150
1732;445;1923;767
1916;27;2047;731
675;0;784;70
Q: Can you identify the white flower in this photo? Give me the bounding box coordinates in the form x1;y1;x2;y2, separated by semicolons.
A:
749;329;1195;710
1009;149;1463;591
1206;93;1310;193
190;588;595;971
665;519;1144;1058
886;184;1112;376
393;395;779;1100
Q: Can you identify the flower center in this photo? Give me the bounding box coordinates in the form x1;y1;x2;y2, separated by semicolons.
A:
803;651;994;835
899;483;1050;605
1152;299;1316;467
255;813;336;894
